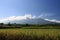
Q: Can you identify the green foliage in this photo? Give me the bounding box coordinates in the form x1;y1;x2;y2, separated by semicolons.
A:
25;24;29;26
0;23;4;25
0;23;60;29
7;22;11;26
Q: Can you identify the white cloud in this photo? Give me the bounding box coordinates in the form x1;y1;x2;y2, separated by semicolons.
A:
44;18;60;23
0;14;60;23
38;13;55;18
0;14;37;23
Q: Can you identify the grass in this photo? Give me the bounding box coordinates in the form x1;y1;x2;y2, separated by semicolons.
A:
0;29;60;40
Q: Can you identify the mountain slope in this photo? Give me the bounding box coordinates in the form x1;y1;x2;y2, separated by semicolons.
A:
9;18;56;24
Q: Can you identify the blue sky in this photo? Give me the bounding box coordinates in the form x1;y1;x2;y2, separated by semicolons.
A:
0;0;60;20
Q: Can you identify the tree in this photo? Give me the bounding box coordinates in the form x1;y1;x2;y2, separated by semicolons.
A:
8;22;11;26
26;24;29;26
0;23;4;25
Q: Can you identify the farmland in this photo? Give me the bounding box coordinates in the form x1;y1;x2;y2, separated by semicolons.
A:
0;23;60;40
0;29;60;40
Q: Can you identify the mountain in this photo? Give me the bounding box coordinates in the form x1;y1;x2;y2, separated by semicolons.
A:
9;18;57;24
0;14;60;24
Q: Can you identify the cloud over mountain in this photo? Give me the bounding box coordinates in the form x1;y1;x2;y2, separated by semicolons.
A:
44;19;60;23
0;14;60;24
0;14;36;23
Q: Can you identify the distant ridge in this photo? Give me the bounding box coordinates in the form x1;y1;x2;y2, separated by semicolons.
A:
8;18;58;24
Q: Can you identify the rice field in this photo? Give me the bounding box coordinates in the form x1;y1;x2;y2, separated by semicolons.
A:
0;29;60;40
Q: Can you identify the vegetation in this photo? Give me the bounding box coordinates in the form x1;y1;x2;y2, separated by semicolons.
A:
0;29;60;40
0;23;60;40
0;23;60;29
